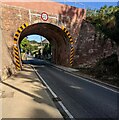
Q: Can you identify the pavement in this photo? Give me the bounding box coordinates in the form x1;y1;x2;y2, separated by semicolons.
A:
0;64;63;118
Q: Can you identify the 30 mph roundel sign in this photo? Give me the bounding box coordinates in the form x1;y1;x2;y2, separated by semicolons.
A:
41;12;48;21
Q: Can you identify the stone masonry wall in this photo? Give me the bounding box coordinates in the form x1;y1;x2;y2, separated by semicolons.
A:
1;2;85;80
1;4;29;80
1;2;117;79
74;20;117;68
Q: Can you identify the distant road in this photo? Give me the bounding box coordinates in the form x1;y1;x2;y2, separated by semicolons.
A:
27;58;119;119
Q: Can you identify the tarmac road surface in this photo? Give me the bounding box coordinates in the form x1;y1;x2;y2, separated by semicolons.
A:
27;58;119;119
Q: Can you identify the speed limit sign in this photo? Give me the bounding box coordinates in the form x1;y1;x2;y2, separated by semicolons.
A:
41;12;48;21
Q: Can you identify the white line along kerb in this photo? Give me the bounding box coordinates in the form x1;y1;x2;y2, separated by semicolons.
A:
31;65;74;119
64;71;119;94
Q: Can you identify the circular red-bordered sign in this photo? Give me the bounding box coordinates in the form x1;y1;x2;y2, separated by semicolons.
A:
41;12;48;21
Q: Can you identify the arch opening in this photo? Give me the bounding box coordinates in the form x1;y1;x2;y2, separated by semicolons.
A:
20;35;52;62
18;23;70;67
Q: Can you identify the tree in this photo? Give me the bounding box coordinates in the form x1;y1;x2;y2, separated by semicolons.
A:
86;6;119;45
43;44;51;59
20;38;29;52
86;5;119;62
20;38;38;53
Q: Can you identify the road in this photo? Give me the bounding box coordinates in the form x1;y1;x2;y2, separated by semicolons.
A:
26;58;119;119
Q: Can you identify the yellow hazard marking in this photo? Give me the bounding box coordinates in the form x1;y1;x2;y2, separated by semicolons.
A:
70;52;74;55
14;48;18;52
14;49;18;53
15;62;20;67
70;39;73;42
65;30;68;33
25;23;29;27
16;66;21;70
18;28;22;32
71;48;74;50
15;31;20;36
71;48;74;51
21;24;26;29
70;62;73;64
71;47;74;50
70;55;74;58
14;45;18;48
67;32;70;36
14;41;17;44
14;54;19;59
70;53;74;56
71;49;74;52
14;46;18;50
70;59;73;62
14;23;29;70
68;36;72;38
66;31;70;34
14;36;18;39
14;51;19;55
15;58;20;63
61;27;74;66
61;26;65;30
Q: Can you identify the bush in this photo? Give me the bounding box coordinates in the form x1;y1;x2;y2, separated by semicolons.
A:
94;53;119;78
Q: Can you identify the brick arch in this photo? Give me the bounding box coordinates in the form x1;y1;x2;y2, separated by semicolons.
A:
14;22;73;70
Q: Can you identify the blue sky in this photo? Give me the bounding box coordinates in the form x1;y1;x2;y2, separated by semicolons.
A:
60;2;118;9
27;35;46;42
27;1;118;42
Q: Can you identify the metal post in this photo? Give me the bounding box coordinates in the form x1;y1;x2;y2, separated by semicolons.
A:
29;9;32;24
41;36;42;46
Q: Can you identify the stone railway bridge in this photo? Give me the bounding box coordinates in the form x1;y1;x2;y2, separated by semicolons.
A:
0;1;86;79
0;1;115;80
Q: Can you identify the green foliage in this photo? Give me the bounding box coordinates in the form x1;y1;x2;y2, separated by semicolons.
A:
30;40;38;44
94;54;119;78
20;38;29;52
43;44;51;56
86;5;119;45
20;38;38;53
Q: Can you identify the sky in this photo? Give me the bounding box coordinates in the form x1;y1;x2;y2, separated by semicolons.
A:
60;2;118;9
27;35;46;42
27;1;118;42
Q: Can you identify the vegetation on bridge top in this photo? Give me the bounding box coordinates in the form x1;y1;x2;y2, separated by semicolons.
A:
78;5;119;87
86;5;119;45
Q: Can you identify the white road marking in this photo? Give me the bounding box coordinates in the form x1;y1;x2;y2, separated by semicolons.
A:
43;63;119;94
51;66;62;71
31;65;74;119
50;65;119;93
64;71;119;94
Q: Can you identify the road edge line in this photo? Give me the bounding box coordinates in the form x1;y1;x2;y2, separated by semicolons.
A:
49;64;119;94
65;71;119;94
30;65;74;119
